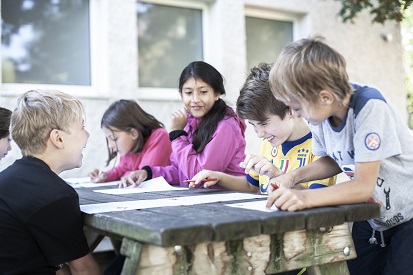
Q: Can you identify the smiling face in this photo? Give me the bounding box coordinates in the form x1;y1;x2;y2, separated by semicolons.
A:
180;77;219;119
248;113;295;147
60;119;90;171
102;127;137;157
0;135;11;160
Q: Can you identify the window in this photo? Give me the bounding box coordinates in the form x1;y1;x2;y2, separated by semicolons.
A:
245;8;299;71
137;0;205;100
1;0;91;86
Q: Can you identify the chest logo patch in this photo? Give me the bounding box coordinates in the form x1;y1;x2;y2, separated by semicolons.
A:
365;132;381;150
271;147;278;157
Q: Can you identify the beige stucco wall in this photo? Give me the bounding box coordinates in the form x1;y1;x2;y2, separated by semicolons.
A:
0;0;406;178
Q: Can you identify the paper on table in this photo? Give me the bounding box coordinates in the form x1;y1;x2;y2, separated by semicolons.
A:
64;177;119;188
93;176;187;194
226;200;278;212
65;177;91;184
80;192;265;214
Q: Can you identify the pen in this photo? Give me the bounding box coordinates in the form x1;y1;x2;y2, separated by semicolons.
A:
182;178;218;183
270;183;279;190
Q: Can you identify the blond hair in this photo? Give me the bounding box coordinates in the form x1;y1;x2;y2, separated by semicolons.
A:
269;36;353;106
11;89;85;156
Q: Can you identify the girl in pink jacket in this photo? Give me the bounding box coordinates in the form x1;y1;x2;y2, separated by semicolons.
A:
89;100;171;182
121;61;246;188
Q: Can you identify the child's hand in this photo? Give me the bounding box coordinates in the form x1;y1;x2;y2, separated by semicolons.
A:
119;170;147;188
89;169;107;183
187;169;219;188
266;187;307;212
170;108;188;131
268;173;295;189
267;175;307;211
240;154;283;178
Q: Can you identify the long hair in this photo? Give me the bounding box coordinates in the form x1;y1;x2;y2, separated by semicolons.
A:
179;61;229;153
0;107;12;139
101;99;164;165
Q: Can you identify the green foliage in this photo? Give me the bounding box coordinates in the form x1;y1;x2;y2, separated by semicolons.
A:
337;1;413;128
401;6;413;127
337;0;413;24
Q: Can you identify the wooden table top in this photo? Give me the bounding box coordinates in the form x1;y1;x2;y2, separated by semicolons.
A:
76;187;380;247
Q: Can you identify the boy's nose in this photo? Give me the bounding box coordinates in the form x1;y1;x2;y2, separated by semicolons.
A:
256;128;265;139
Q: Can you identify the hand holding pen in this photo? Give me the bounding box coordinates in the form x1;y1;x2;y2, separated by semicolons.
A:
184;178;218;188
186;169;219;188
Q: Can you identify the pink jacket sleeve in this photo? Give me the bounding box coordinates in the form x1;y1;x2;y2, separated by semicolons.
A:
152;164;180;184
137;128;171;168
152;116;246;184
105;128;172;182
105;157;129;182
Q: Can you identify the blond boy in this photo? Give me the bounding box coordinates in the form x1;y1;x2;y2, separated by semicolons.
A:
0;90;100;274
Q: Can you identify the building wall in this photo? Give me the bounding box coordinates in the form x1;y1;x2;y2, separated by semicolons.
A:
0;0;406;178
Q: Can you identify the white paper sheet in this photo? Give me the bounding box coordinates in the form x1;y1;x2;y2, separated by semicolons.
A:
64;177;119;188
226;200;279;212
93;177;186;194
80;192;265;214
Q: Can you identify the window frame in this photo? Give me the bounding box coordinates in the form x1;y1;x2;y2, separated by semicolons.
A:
245;7;305;41
136;0;209;101
0;0;109;99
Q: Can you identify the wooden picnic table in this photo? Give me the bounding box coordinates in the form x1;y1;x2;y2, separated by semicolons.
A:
76;186;379;275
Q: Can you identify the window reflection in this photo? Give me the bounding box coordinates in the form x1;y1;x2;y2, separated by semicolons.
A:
246;16;293;70
137;2;203;88
1;0;91;86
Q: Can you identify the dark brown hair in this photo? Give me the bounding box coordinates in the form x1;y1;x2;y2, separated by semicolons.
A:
101;99;164;165
0;107;12;139
237;63;290;122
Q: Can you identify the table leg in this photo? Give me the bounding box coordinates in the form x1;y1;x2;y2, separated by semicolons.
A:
120;237;143;275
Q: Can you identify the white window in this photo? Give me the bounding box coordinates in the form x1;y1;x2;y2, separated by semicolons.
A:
245;8;304;71
137;0;207;100
1;0;106;97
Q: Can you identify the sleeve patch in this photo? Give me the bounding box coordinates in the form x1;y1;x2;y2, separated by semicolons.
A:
365;132;381;150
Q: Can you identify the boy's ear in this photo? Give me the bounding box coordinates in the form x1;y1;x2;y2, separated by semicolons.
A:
49;129;64;149
319;90;334;105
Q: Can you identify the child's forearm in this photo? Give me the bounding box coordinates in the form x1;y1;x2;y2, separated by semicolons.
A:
217;173;259;193
291;156;341;186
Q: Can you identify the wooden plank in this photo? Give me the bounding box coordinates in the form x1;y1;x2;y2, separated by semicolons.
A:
266;223;355;273
76;187;166;204
130;222;354;275
120;238;143;275
300;207;346;229
336;202;380;222
261;210;306;235
146;204;263;242
83;210;213;247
